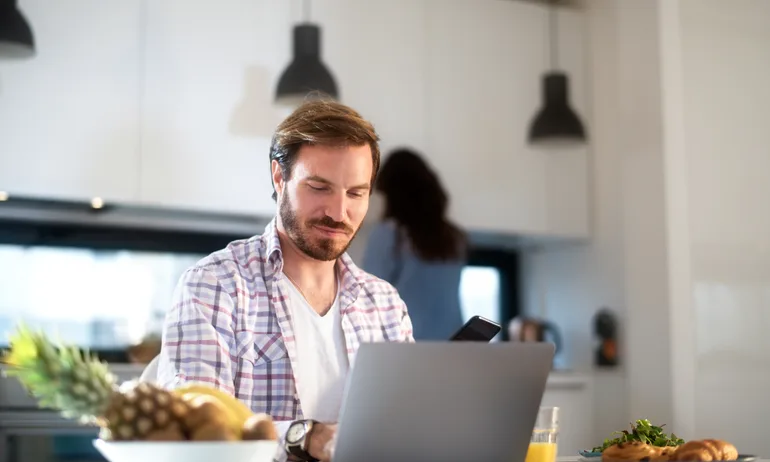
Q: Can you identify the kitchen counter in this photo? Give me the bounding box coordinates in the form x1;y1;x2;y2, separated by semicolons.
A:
2;363;591;408
1;364;595;456
546;371;591;389
0;410;98;434
0;363;148;411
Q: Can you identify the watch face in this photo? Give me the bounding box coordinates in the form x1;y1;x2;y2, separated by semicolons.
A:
286;422;306;444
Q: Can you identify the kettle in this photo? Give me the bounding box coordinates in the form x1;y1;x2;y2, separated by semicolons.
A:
507;317;562;355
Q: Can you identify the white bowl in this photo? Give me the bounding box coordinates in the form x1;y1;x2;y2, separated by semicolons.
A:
93;438;280;462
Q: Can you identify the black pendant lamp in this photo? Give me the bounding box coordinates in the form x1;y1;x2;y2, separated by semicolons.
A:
528;1;586;146
0;0;35;59
275;0;338;106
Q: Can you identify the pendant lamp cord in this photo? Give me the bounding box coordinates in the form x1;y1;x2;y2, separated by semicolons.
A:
549;0;558;69
302;0;311;22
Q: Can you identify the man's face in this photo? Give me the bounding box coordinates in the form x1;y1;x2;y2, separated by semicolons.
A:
273;143;373;261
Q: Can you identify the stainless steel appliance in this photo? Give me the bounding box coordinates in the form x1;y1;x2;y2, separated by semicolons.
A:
507;316;563;354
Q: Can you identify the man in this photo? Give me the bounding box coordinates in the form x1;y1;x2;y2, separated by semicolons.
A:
157;99;414;462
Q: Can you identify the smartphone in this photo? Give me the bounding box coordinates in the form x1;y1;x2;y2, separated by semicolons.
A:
449;315;502;342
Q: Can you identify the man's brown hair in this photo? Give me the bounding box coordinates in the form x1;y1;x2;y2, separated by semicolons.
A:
269;98;381;201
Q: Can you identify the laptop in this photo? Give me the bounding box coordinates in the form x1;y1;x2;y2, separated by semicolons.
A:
333;342;555;462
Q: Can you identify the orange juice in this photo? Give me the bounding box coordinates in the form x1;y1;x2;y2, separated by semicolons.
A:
525;442;557;462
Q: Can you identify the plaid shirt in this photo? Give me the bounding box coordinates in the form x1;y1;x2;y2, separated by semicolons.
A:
157;218;414;425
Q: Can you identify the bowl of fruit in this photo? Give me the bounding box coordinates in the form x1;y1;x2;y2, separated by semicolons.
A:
1;326;281;462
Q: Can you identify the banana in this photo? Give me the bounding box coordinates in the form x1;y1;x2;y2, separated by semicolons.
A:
178;385;255;422
172;384;256;437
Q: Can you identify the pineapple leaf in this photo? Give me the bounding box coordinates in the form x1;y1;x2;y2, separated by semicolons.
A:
2;323;40;367
2;324;118;422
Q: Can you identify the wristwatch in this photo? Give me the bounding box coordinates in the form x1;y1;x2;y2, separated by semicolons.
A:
285;419;319;461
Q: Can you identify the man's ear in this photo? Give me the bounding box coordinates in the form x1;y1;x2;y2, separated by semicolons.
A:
271;160;284;198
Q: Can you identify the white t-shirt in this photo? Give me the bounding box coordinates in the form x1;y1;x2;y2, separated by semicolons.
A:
284;279;350;424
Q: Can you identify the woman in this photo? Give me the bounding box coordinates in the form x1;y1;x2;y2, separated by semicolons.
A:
362;148;467;340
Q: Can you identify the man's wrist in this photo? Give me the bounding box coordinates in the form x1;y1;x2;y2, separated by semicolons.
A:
284;419;319;462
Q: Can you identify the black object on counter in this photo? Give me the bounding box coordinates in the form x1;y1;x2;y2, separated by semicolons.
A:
593;308;618;367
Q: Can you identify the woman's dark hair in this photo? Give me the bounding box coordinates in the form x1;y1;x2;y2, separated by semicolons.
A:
375;148;467;261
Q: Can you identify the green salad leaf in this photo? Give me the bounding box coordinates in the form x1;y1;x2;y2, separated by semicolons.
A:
591;419;686;453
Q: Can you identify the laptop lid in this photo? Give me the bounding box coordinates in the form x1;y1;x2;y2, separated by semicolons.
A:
333;342;555;462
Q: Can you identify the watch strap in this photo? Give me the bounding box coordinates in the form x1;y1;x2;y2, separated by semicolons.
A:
287;444;318;462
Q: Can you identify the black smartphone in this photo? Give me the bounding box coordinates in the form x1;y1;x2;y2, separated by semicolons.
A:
449;315;502;342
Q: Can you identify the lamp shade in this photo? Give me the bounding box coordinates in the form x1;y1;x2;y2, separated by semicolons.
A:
528;72;586;146
275;24;338;106
0;0;34;59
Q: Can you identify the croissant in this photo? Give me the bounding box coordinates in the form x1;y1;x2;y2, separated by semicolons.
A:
602;442;667;461
670;439;738;461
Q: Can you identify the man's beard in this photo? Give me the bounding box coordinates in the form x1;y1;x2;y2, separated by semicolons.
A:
279;192;360;262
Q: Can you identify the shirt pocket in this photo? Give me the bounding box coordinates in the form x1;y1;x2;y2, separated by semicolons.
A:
233;331;295;417
235;331;289;366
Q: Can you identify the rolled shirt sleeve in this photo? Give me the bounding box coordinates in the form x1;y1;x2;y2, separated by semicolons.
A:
396;293;415;343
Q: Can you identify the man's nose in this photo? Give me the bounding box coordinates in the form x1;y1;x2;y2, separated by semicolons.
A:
325;193;347;223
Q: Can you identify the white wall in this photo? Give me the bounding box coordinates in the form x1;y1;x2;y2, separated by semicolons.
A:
521;0;770;455
677;0;770;452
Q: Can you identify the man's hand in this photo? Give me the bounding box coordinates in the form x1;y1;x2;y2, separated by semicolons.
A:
307;423;337;462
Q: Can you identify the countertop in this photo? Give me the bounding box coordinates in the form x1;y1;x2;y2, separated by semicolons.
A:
546;371;591;389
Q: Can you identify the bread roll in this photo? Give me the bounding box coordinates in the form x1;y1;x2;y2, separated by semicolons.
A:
670;439;738;461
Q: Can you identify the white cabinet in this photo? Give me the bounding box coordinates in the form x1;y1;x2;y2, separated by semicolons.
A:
137;0;588;235
0;0;142;203
139;0;292;217
424;0;589;237
541;374;595;457
314;0;427;156
140;0;427;219
0;0;590;238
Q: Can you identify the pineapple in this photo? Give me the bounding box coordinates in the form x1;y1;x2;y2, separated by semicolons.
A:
0;325;215;441
103;380;191;440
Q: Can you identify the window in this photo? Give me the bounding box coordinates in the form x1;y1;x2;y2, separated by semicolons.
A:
459;266;502;340
0;218;242;354
0;218;522;349
0;244;205;349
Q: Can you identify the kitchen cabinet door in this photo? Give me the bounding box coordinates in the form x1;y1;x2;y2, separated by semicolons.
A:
0;0;143;204
139;0;292;217
424;0;590;238
311;0;427;158
140;0;426;219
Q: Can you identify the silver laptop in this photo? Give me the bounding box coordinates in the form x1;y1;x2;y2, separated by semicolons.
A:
333;342;555;462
